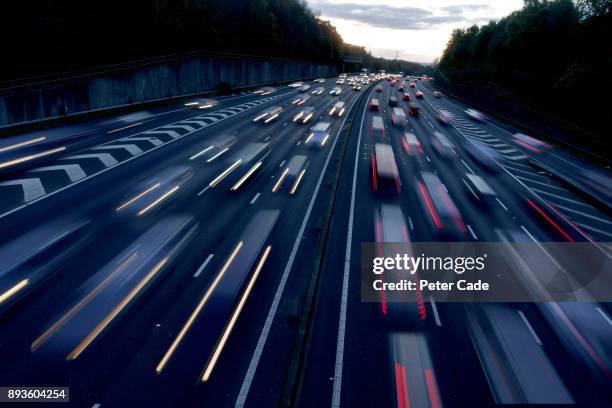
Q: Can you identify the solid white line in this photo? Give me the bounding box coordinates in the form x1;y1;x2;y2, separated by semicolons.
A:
595;307;612;327
250;193;261;205
430;297;442;327
467;224;478;240
460;159;475;174
235;92;362;408
495;197;509;212
278;160;286;168
552;204;611;225
197;185;211;197
332;86;375;408
575;223;612;239
530;188;594;209
517;310;543;346
193;254;214;278
38;229;72;250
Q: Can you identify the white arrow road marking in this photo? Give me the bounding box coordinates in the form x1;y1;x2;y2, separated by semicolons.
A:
162;124;195;132
30;164;86;182
123;137;163;146
92;144;143;156
0;179;45;202
142;130;182;139
62;153;118;167
196;116;220;123
180;120;209;127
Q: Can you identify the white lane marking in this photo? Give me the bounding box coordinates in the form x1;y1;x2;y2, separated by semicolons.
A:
250;193;261;205
107;122;143;134
181;120;208;127
235;92;362;408
595;307;612;327
467;224;478;240
460;159;475;174
430;297;442;327
552;204;612;225
514;176;568;191
517;310;543;346
93;144;143;156
193;254;214;278
332;86;375;408
0;179;46;202
278;160;286;168
30;164;86;182
38;229;72;250
495;197;509;212
61;153;118;168
575;223;612;239
408;217;414;230
197;185;211;197
123;136;163;146
530;188;596;209
162;124;195;132
142;129;182;139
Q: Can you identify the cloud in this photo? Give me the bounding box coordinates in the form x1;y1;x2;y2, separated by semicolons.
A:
309;1;493;30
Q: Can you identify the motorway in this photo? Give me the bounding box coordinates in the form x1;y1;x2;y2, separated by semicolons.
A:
0;75;610;407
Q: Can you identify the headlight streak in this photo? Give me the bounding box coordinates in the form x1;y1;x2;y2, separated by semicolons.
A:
189;146;214;160
0;147;66;170
231;162;262;191
137;186;180;216
0;137;46;153
272;168;289;193
116;183;161;212
206;148;229;163
0;279;29;305
289;169;306;195
209;160;242;187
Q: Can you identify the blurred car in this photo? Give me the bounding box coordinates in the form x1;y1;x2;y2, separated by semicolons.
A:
415;91;424;99
184;98;218;109
398;85;405;92
407;103;420;117
369;98;380;111
433;91;442;98
209;142;270;191
292;95;310;106
371;143;401;193
465;108;485;121
116;166;193;216
371;116;385;139
329;87;342;96
416;171;467;236
305;122;332;148
402;132;423;155
189;134;238;163
293;107;316;124
431;131;456;158
464;140;502;173
375;85;383;92
311;87;325;95
353;85;362;91
272;155;308;195
253;106;283;123
409;83;416;88
513;133;552;153
391;107;407;127
437;111;452;125
401;92;411;101
313;78;325;83
288;82;303;88
298;84;311;93
253;86;277;95
329;101;346;117
388;96;398;106
462;174;498;205
336;79;345;85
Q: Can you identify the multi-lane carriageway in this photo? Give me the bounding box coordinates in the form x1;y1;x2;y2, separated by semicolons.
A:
0;75;610;407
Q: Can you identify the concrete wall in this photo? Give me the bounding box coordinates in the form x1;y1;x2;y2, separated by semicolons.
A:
0;56;338;127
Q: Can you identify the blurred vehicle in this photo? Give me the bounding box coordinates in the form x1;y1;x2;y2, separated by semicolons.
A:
292;95;310;106
184;98;218;109
402;132;423;155
209;142;270;191
288;82;303;88
293;107;316;124
0;217;91;315
371;143;401;193
437;111;452;125
306;122;332;148
388;96;398;106
407;103;420;117
116;166;193;216
371;116;385;139
391;107;407;127
253;106;283;123
466;304;574;404
390;333;443;407
253;86;276;95
462;174;498;205
431;131;456;158
513;133;552;153
298;84;311;93
369;98;380;111
31;215;198;360
416;171;467;236
336;79;345;85
314;78;325;83
401;92;411;101
415;91;424;99
272;155;308;195
189;134;238;163
375;85;383;92
311;87;325;95
409;83;416;88
329;87;342;96
353;85;362;91
433;91;442;98
398;85;405;92
329;101;346;117
465;108;485;121
464;140;502;173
